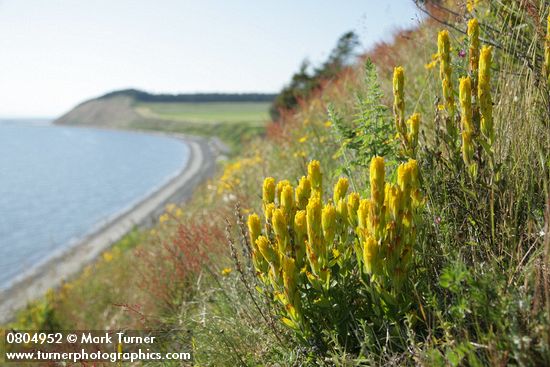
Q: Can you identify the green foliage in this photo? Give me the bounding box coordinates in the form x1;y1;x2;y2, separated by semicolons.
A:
331;60;397;176
270;31;360;120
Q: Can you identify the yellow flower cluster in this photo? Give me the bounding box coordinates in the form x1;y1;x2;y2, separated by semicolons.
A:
247;159;421;331
426;18;496;174
392;67;421;157
478;46;494;145
438;30;455;122
468;18;480;87
459;76;475;171
217;155;262;194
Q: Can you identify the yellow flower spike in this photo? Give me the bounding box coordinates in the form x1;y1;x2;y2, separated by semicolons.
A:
307;160;323;197
282;256;300;313
264;202;276;223
459;76;474;134
406;113;421;155
333;177;349;204
336;199;348;227
276;180;291;204
256;235;278;265
306;196;324;268
478;46;494;145
247;213;262;247
347;192;360;227
322;204;337;245
462;130;475;166
406;159;419;189
438;30;455;117
468;18;480;77
370;156;385;209
262;177;276;206
294;210;307;266
272;208;290;255
397;160;418;199
281;185;295;220
393;66;406;136
387;185;404;222
357;199;370;230
363;236;378;275
295;176;312;210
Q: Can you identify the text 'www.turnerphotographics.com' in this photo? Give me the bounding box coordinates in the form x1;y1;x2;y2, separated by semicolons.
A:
2;330;192;363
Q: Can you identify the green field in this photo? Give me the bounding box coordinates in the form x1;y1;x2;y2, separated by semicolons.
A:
131;101;271;153
135;101;270;125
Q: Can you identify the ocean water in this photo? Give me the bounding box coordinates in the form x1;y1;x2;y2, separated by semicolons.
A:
0;119;189;289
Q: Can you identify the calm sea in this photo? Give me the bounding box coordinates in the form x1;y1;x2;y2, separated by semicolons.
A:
0;119;189;289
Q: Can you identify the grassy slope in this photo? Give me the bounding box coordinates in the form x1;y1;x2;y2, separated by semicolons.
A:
6;2;550;366
135;101;270;125
130;101;270;153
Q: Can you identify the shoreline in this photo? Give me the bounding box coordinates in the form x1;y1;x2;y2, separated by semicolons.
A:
0;132;217;324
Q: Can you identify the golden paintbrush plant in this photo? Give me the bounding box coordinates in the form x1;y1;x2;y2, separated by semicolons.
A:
247;158;422;334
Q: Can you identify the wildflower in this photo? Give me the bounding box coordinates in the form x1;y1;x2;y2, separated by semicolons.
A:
298;135;308;143
280;185;295;220
174;208;184;218
333;177;349;204
424;60;437;70
294;210;307;266
468;18;480;77
295;176;312;209
256;235;278;265
262;177;276;205
165;203;176;213
272;208;290;255
307;160;323;196
393;66;406;136
264;202;276;222
247;213;262;246
159;213;170;224
363;236;378;275
478;46;494;145
282;256;300;313
458;49;466;58
322;204;337;245
406;113;420;155
347;192;360;227
324;120;332;127
221;267;232;276
370;156;385;209
459;76;474;134
103;251;114;262
462;130;475;166
438;30;455;117
276;180;291;204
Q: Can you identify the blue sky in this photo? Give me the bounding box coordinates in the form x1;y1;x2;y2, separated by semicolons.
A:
0;0;421;117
